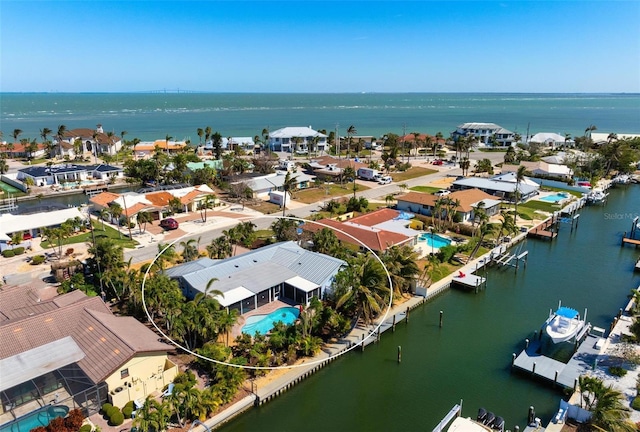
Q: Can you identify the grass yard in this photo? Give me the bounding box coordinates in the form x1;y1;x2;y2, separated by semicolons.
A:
409;185;440;194
41;220;138;249
390;166;437;182
244;200;282;214
294;184;370;204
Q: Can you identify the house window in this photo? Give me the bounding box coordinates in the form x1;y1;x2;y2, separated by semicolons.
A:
120;368;129;379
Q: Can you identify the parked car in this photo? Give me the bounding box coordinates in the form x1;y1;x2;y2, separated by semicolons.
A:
434;189;451;197
160;218;179;230
377;175;392;185
432;159;444;166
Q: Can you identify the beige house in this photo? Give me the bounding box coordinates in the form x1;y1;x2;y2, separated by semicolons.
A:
0;286;178;428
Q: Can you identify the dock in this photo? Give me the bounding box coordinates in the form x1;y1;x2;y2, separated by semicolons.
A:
621;216;640;248
528;217;558;240
512;326;600;389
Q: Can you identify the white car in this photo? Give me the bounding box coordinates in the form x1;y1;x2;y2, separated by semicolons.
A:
378;176;392;185
434;189;451;196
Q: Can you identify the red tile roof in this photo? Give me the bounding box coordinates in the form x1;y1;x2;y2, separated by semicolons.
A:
348;208;400;227
303;218;411;252
397;188;498;213
90;191;120;207
145;191;173;207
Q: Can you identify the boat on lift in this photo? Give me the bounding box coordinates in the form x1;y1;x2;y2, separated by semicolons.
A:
545;302;587;344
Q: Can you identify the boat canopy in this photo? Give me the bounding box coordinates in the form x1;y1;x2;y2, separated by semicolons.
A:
556;306;579;319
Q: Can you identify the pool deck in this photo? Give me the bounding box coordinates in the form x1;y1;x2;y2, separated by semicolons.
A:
229;300;292;339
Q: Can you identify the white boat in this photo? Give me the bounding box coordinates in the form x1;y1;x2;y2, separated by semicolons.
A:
545;302;586;344
586;189;606;203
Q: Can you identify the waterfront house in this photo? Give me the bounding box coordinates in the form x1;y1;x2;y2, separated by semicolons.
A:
451;122;516;147
451;174;540;202
16;164;123;187
203;137;256;152
0;207;85;251
302;217;413;253
134;140;187;159
502;161;573;180
0;287;177;424
395;189;501;222
268;127;328;153
164;241;346;312
2;141;47;159
57;125;123;158
528;132;575;149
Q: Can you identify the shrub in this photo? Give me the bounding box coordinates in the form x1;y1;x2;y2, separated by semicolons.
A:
12;247;25;255
100;403;112;414
31;255;45;265
79;425;92;432
106;406;119;418
2;250;15;258
124;401;134;410
109;410;124;426
65;409;85;430
122;406;133;419
632;397;640;411
609;365;627;377
47;416;66;432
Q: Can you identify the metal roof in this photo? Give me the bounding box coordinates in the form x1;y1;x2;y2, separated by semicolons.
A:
453;177;539;195
284;276;318;293
0;207;85;237
214;286;255;307
0;336;85;391
164;258;217;278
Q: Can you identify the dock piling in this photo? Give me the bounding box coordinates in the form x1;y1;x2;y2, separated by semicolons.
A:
405;306;410;323
392;315;396;332
525;338;529;349
397;346;402;363
439;310;443;328
512;353;516;367
532;362;536;375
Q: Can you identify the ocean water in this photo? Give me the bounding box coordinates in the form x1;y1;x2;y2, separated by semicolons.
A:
1;93;639;143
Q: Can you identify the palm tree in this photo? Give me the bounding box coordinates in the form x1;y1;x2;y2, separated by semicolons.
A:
281;171;298;217
197;128;204;146
180;238;200;262
136;211;153;233
311;227;340;255
514;165;527;226
108;203;123;238
56;124;66;159
579;376;635;432
346;125;357;158
382;245;420;297
12;129;22;147
0;157;8;175
198;194;216;222
385;194;395;207
335;254;390;325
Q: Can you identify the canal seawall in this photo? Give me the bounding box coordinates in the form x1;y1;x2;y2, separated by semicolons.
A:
202;231;530;431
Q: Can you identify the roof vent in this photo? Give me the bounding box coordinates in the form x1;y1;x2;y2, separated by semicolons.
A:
234;265;239;268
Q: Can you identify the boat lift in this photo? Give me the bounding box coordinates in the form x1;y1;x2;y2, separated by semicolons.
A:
492;242;528;271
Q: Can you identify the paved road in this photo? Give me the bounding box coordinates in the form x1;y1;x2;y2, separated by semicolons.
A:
123;164;464;265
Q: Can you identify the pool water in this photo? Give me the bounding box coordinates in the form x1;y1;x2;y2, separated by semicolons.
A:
0;405;69;432
418;232;452;249
241;307;300;336
539;193;570;203
0;181;21;194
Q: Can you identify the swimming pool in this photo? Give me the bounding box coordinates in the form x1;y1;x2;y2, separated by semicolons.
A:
0;405;69;432
539;192;570;203
418;232;452;249
241;307;300;336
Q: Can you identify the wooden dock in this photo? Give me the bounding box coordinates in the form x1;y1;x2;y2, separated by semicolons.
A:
512;327;600;389
528;218;557;240
622;237;640;247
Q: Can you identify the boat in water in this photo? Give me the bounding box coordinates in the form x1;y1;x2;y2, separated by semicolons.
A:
545;303;586;344
586;189;607;203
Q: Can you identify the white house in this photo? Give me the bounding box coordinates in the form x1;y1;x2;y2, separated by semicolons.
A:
236;170;315;198
57;125;123;158
528;132;574;149
269;127;328;153
451;123;516;147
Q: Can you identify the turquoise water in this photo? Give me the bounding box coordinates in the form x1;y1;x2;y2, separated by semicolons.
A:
0;182;21;194
241;307;300;336
0;405;69;432
2;93;638;142
539;193;570;203
220;186;640;432
418;232;452;248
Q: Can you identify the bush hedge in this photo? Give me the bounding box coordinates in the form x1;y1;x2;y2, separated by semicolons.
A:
122;405;134;419
12;247;25;255
2;250;15;258
632;397;640;411
32;255;45;265
109;410;125;426
101;403;112;414
609;365;627;377
79;425;92;432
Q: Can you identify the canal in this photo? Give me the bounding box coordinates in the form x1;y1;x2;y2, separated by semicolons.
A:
219;185;640;432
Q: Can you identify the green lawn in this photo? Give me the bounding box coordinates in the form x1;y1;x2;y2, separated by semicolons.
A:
294;183;370;204
41;220;138;249
390;166;437;182
409;185;440;194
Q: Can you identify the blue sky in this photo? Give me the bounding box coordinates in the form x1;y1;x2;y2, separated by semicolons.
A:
1;1;639;93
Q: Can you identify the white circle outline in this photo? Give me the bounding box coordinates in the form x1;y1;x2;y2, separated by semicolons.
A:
142;214;394;370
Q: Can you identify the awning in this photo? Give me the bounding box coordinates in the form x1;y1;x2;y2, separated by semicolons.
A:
284;276;318;293
214;286;255;308
0;336;85;391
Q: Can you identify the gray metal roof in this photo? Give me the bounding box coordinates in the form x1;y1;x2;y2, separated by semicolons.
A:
178;242;345;297
453;177;539;195
0;336;85;391
164;258;217;278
